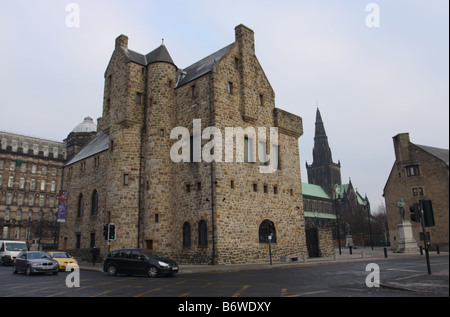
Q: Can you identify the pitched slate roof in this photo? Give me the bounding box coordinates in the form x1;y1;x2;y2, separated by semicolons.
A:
175;43;234;88
415;144;449;167
66;131;109;166
122;44;176;68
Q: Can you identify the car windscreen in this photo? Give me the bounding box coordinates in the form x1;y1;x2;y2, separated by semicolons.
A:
51;252;70;258
6;243;28;251
27;252;52;259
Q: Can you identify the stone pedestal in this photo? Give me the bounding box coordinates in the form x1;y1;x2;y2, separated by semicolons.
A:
396;221;419;253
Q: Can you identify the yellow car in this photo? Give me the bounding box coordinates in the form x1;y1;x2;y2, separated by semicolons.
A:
47;251;79;271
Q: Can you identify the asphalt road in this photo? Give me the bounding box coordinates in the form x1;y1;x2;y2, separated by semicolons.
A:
0;256;447;299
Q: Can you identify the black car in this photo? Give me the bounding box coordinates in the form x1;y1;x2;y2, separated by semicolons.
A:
13;251;59;276
103;249;178;277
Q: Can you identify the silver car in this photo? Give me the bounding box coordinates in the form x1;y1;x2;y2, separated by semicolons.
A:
13;251;59;276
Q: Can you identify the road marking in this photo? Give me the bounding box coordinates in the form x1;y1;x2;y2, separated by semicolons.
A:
281;288;287;297
232;285;249;297
134;287;162;297
178;292;192;297
91;289;115;297
393;273;424;281
286;290;328;297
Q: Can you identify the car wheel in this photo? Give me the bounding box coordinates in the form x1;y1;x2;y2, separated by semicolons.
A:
25;265;32;276
147;266;158;278
107;264;118;276
12;265;18;274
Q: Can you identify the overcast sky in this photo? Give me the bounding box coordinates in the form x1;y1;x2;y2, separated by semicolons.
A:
1;0;448;211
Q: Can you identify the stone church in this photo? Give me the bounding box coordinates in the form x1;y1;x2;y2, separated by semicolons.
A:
58;24;307;264
304;108;371;246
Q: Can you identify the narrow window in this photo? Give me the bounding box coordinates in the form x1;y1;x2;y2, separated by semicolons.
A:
259;94;264;106
198;220;207;246
263;185;268;193
191;85;196;98
155;214;159;223
234;57;239;69
182;222;191;247
228;82;233;94
124;174;129;185
136;92;142;104
253;183;258;192
77;194;84;218
91;190;98;215
230;180;235;189
186;184;191;193
274;186;278;194
197;182;202;191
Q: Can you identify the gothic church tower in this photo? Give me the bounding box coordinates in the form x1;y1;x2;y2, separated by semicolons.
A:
306;108;342;197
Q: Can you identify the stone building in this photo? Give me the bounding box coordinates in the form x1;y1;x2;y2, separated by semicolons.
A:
383;133;449;251
304;108;371;247
58;24;307;264
0;131;66;249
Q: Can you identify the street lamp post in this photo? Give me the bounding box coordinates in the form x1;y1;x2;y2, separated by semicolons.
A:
334;185;342;255
268;234;273;265
365;200;374;250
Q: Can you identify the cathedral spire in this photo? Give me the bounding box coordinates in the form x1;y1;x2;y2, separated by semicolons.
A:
307;107;342;196
312;107;332;163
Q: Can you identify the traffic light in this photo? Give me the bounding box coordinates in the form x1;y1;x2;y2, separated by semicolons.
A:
409;203;420;223
108;223;116;240
421;200;435;227
103;224;108;240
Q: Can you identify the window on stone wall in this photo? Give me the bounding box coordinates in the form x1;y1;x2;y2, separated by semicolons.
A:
228;82;233;94
259;219;277;243
183;222;191;247
77;194;84;218
405;165;420;177
198;220;207;246
91;190;98;215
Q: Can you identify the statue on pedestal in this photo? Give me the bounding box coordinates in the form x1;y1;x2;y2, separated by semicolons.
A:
398;198;406;222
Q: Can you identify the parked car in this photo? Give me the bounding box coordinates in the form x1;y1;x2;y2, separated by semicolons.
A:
103;248;178;277
47;251;79;271
0;240;28;266
12;251;59;276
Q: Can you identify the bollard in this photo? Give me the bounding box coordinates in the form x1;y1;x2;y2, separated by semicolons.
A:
436;245;440;254
419;246;423;255
349;246;353;255
383;247;388;258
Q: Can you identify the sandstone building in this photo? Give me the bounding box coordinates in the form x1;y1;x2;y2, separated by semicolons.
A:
58;25;307;264
0;131;66;249
383;133;449;251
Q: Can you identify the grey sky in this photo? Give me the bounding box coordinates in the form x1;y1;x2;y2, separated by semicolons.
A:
0;0;448;210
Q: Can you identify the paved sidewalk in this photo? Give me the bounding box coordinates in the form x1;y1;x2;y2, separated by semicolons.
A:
78;247;449;296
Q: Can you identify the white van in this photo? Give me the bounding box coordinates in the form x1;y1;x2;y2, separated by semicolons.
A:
0;240;28;265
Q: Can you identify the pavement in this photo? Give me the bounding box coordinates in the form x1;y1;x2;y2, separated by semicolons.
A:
78;246;449;296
